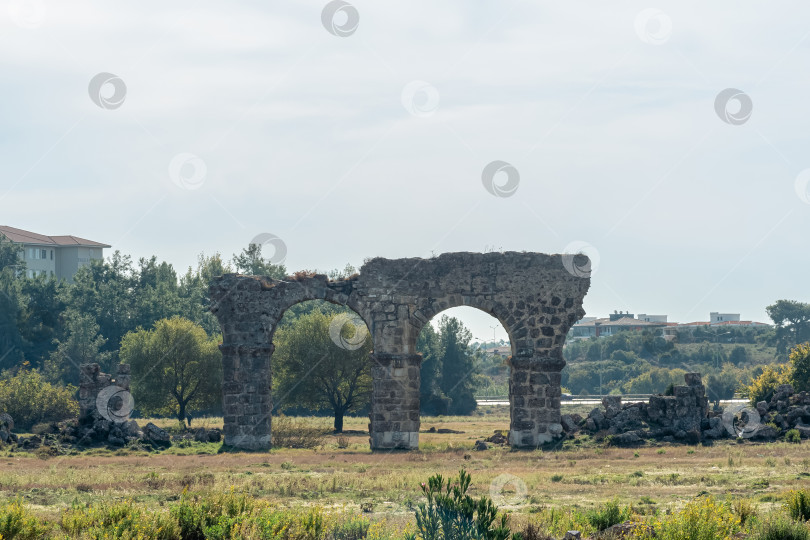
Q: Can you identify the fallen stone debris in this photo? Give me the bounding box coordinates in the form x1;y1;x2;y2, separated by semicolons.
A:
564;373;810;445
0;363;221;453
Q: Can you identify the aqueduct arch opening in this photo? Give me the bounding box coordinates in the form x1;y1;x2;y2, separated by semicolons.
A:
209;251;591;451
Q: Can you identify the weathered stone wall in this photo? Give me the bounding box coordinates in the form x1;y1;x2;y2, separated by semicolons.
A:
209;251;591;451
79;363;130;422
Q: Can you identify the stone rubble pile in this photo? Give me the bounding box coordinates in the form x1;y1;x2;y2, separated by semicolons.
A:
0;363;221;452
560;373;810;445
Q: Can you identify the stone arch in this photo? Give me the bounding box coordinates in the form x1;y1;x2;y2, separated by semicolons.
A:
407;298;516;356
210;252;590;451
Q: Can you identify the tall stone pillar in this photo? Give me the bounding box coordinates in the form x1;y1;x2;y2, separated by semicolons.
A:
369;353;421;450
221;343;274;451
508;353;564;447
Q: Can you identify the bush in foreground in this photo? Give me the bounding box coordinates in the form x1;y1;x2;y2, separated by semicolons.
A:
751;514;810;540
636;496;742;540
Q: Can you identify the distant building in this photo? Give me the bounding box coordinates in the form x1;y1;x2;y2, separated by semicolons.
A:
486;346;512;359
0;225;110;282
572;315;666;338
637;314;668;323
710;312;740;323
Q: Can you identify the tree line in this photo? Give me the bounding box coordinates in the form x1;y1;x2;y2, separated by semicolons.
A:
0;237;485;431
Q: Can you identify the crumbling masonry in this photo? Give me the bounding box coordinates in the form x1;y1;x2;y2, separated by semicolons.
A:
209;252;591;451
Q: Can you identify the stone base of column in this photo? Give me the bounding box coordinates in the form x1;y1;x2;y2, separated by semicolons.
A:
369;353;422;450
221;344;273;451
508;355;564;448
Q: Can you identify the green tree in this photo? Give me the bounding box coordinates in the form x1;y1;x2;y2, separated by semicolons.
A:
767;299;810;353
273;310;371;432
437;316;478;415
231;243;286;278
705;364;744;405
121;317;222;425
789;342;810;392
44;308;112;385
417;324;450;415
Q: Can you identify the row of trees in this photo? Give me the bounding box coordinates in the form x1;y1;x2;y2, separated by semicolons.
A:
0;235;486;431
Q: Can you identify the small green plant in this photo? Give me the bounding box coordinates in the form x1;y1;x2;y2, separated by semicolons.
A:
786;429;802;444
331;514;371;539
752;514;810;540
765;457;777;467
633;451;640;458
732;498;756;526
630;471;643;478
787;490;810;521
414;468;512;540
585;499;630;532
657;449;666;455
550;474;563;483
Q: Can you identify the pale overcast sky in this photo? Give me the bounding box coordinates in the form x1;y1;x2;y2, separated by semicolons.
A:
2;1;809;342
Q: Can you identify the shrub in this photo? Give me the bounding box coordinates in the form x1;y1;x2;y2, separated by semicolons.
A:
637;496;741;540
550;474;563;483
790;343;810;393
732;498;756;527
0;369;78;429
330;514;371;540
414;469;512;540
787;429;802;444
787;490;810;522
585;499;630;531
0;500;52;540
744;364;792;405
272;414;326;449
752;514;810;540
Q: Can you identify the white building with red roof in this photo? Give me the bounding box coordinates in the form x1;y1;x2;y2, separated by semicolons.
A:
0;225;110;282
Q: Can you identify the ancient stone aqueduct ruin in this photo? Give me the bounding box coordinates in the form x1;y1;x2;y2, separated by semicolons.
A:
209;252;591;451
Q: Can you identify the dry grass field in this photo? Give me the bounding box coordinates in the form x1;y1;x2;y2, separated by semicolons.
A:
3;408;810;534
